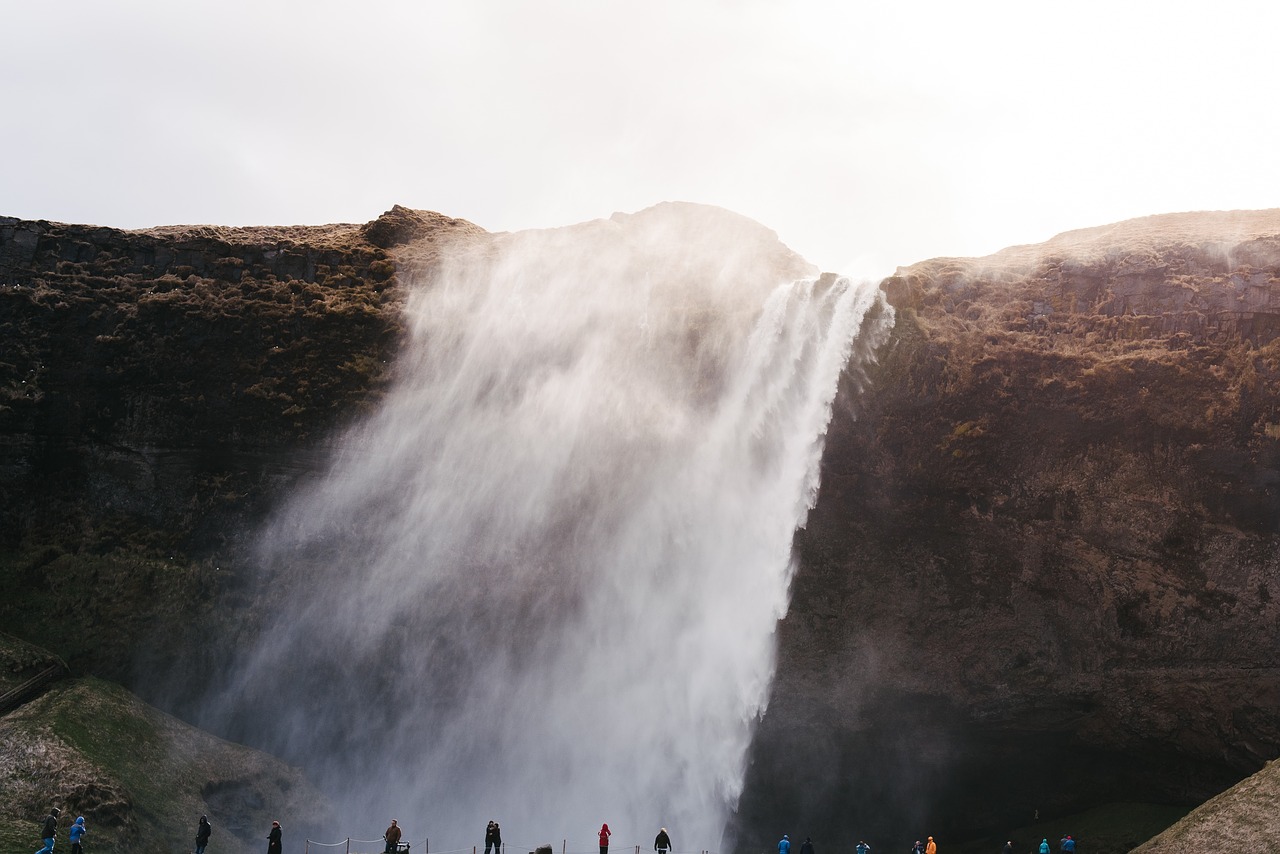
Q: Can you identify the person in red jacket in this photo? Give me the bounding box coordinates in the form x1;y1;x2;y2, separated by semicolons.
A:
599;824;611;854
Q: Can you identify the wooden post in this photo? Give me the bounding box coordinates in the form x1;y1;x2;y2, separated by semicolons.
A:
346;838;351;854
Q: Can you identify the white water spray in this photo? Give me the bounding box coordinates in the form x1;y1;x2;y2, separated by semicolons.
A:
215;204;893;852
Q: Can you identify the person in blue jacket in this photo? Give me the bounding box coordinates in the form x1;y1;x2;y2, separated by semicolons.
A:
1038;840;1050;854
69;816;87;854
856;842;870;854
779;835;790;854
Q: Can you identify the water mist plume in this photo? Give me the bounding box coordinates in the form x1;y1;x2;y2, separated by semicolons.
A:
203;203;894;850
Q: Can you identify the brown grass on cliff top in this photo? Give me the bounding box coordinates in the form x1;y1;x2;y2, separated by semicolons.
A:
980;208;1280;270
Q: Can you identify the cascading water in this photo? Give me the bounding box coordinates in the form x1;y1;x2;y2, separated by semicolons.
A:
206;204;893;851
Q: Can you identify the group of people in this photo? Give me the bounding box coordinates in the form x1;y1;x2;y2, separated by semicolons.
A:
775;834;939;854
31;808;88;854
31;806;1075;854
31;808;222;854
1017;834;1076;854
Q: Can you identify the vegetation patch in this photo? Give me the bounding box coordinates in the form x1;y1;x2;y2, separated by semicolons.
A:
0;677;329;854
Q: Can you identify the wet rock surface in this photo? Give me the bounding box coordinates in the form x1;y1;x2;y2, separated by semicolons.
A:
5;206;1280;849
0;208;483;676
734;210;1280;847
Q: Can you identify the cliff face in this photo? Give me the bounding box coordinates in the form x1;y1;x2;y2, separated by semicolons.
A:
733;210;1280;846
0;207;482;675
5;206;1280;849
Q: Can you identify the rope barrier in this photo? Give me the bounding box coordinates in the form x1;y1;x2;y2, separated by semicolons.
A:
303;837;720;854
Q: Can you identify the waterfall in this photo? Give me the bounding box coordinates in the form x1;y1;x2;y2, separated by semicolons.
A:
210;204;893;851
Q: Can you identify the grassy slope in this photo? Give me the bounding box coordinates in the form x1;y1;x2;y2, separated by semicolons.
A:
1129;758;1280;853
0;677;330;854
948;802;1188;854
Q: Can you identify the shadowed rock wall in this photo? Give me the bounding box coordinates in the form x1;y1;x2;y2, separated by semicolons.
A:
0;207;481;676
733;210;1280;847
5;207;1280;849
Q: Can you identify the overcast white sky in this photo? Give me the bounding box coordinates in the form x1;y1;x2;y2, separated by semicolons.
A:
3;0;1278;274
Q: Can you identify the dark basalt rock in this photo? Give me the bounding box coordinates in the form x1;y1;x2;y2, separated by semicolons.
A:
0;207;483;677
5;205;1280;850
732;209;1280;849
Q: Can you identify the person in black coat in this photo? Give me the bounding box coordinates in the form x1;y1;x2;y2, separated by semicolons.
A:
267;821;282;854
35;808;60;854
485;820;502;854
196;815;213;854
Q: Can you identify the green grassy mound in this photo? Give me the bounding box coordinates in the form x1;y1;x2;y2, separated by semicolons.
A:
1130;758;1280;853
949;801;1188;854
0;677;330;854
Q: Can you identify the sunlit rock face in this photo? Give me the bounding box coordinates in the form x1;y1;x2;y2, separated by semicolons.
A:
9;205;1280;852
733;210;1280;847
196;202;894;850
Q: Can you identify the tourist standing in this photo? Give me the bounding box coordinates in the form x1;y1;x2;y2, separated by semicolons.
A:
779;835;790;854
856;841;870;854
385;819;403;853
599;823;611;854
485;821;502;854
925;838;936;854
911;841;925;854
266;821;282;854
69;816;87;854
654;827;672;854
799;837;815;854
196;816;213;854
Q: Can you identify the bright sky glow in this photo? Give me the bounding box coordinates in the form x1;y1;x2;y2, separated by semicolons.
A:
3;0;1278;274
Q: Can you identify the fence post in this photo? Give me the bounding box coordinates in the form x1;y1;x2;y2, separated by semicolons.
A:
563;840;567;854
346;838;351;854
305;842;309;854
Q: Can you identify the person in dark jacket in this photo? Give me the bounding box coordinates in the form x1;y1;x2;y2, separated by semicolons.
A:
35;808;60;854
267;821;282;854
69;816;87;854
654;828;672;854
799;838;815;854
385;819;403;853
196;815;213;854
1001;842;1014;854
485;821;501;854
910;842;925;854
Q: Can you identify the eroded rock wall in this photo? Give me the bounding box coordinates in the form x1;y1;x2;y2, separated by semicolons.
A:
0;207;481;675
734;210;1280;846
